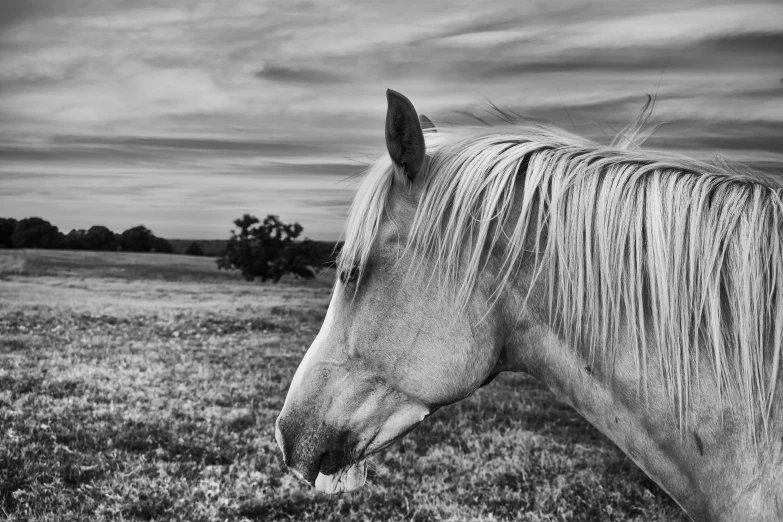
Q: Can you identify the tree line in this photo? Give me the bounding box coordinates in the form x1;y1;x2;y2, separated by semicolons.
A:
0;217;174;253
0;215;342;282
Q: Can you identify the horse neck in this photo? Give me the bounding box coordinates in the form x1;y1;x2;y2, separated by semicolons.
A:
494;259;783;521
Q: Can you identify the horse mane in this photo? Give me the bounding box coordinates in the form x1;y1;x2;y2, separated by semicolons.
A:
339;100;783;436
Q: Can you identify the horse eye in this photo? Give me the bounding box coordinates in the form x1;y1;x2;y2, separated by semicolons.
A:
339;265;360;285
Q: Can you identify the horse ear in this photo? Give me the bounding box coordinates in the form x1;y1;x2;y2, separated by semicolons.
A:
419;114;436;133
385;89;426;181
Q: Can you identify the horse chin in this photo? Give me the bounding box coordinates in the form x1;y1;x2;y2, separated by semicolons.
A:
314;461;368;494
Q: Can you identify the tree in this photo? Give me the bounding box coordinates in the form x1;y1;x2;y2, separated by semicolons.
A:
151;236;173;254
84;226;118;251
11;218;63;249
185;242;204;256
117;225;171;253
0;218;18;248
63;229;88;250
59;225;119;251
217;214;316;282
119;225;153;252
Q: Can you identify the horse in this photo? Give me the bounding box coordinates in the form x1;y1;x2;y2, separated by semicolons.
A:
276;89;783;521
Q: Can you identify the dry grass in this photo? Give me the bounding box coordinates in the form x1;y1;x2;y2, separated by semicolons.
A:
0;249;686;521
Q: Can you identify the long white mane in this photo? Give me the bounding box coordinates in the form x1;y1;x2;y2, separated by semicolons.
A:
339;104;783;435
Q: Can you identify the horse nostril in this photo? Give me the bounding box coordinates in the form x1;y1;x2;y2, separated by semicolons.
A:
317;448;346;476
293;449;331;485
317;450;329;473
276;414;350;483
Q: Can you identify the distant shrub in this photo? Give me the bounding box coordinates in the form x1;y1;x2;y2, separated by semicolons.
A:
11;217;63;249
168;239;228;256
118;225;171;253
151;236;173;254
217;214;316;282
0;218;18;248
307;240;343;269
185;242;204;256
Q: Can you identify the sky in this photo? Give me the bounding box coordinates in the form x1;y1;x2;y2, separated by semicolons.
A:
1;0;782;240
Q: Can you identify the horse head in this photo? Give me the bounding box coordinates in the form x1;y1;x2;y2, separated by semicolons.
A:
274;90;507;493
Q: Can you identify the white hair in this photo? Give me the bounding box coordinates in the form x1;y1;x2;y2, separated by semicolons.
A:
339;103;783;437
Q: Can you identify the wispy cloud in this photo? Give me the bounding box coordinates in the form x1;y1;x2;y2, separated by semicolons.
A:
255;63;345;84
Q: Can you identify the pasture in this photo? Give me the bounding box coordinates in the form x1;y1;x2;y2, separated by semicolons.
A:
0;249;686;521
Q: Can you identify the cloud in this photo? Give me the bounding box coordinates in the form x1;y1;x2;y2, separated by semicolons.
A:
554;4;783;51
704;31;783;54
255;63;344;84
270;161;366;177
52;135;323;154
0;0;55;29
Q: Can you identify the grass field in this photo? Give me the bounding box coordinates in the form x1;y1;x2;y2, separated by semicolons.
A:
0;249;687;521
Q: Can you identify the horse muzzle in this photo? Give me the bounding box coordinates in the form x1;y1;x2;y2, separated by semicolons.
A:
275;410;368;493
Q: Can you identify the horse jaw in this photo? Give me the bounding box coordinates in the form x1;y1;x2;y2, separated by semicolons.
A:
314;461;368;494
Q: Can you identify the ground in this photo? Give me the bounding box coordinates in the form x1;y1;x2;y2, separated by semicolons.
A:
0;249;687;521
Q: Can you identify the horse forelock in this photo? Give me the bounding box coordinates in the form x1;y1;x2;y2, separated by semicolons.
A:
338;110;783;439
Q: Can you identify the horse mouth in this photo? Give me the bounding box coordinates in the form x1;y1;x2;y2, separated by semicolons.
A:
314;461;368;494
312;419;425;494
